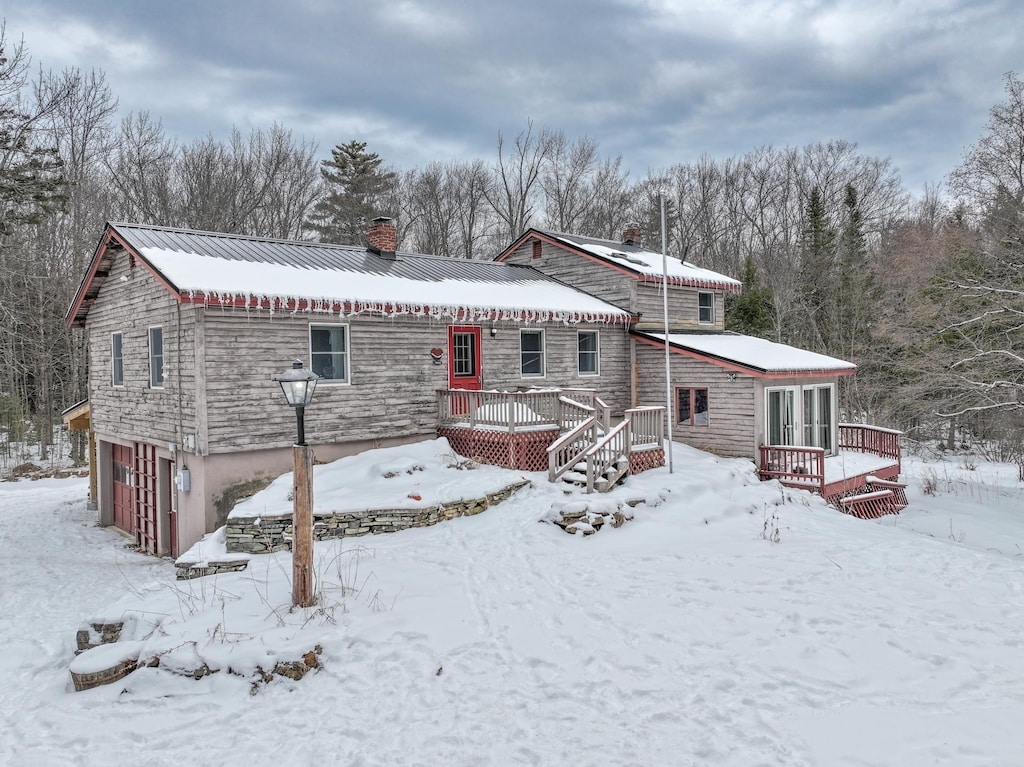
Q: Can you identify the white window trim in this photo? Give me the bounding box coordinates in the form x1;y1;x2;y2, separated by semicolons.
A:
309;322;351;385
519;328;546;378
765;384;835;453
577;329;600;377
148;326;164;389
698;291;715;325
111;332;124;388
802;383;835;454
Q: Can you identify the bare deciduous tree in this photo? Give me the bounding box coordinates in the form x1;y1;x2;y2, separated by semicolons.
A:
486;120;554;244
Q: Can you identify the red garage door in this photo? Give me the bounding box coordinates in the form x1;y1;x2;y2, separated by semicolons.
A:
134;442;158;555
111;444;134;533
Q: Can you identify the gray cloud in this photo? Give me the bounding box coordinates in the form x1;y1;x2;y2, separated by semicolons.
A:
7;0;1023;192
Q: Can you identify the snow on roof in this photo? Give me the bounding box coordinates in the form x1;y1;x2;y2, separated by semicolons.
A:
138;245;632;324
550;233;742;291
641;331;857;374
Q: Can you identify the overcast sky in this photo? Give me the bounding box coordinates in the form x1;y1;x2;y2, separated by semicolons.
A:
6;0;1022;194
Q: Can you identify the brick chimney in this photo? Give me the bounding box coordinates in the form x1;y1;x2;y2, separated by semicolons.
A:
622;223;641;246
368;216;397;256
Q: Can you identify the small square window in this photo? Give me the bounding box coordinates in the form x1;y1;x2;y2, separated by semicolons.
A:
310;324;349;383
698;292;715;324
677;387;709;426
520;329;545;377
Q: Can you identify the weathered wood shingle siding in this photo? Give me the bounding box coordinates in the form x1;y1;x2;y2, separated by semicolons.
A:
200;312;444;452
199;313;634;452
501;241;633;309
481;321;632;415
85;255;197;446
635;343;757;458
634;284;726;331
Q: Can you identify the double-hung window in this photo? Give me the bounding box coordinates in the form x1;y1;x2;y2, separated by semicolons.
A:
148;327;164;388
577;330;599;376
677;387;709;426
698;292;715;325
520;329;545;377
310;324;349;383
111;332;124;387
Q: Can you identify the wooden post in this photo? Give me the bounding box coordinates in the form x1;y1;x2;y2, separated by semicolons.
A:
292;444;314;607
87;430;98;510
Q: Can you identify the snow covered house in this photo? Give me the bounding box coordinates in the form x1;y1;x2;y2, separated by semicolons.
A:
66;219;903;557
66;219;651;557
497;228;904;513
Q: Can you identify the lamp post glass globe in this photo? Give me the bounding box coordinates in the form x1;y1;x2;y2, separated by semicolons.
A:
274;359;319;445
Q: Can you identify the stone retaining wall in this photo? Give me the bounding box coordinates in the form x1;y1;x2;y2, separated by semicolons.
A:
175;559;251;580
226;480;531;554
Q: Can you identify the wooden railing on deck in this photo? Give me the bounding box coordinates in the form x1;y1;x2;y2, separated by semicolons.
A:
585;421;631;493
548;417;599;483
625;406;664;449
758;445;826;495
838;423;902;471
437;388;612;434
437;389;560;432
547;405;666;492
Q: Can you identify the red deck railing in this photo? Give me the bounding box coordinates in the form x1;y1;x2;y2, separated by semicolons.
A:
758;445;826;494
759;424;903;499
837;423;902;472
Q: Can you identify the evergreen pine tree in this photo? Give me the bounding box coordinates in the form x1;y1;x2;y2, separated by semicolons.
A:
797;185;837;352
835;183;878;360
725;255;774;337
307;140;397;245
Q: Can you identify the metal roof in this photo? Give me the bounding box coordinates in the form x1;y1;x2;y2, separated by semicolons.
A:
67;223;636;326
111;223;557;285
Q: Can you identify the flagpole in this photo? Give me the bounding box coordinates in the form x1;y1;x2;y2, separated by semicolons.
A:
661;193;674;473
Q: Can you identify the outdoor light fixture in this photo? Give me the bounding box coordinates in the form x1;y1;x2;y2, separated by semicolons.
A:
274;359;319;445
272;359;320;607
490;324;498;338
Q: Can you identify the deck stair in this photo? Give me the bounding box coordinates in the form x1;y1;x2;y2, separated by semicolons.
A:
547;405;664;494
838;489;898;519
866;477;908;510
436;388;664;486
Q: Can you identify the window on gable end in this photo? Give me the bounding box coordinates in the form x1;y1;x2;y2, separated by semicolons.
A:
111;332;124;387
149;327;164;388
698;292;715;324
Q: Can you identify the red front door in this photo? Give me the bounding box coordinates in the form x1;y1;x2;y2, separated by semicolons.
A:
112;444;134;533
448;326;482;390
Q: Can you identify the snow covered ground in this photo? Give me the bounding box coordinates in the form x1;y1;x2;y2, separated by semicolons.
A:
2;441;1023;766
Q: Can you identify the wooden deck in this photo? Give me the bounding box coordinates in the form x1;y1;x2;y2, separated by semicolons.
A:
759;424;905;514
437;388;665;490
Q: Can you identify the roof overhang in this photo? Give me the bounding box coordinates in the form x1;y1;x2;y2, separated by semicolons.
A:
177;291;637;325
65;224;184;328
496;229;743;292
61;400;90;431
632;331;856;380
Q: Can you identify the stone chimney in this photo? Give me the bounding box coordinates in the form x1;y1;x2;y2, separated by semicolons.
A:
368;216;397;256
621;223;641;246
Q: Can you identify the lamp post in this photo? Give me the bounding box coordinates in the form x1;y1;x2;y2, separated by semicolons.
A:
273;359;320;607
